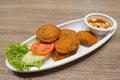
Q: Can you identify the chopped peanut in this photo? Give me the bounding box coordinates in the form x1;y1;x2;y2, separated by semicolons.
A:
91;18;97;22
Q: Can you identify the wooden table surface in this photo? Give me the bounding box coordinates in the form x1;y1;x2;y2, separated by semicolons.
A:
0;0;120;80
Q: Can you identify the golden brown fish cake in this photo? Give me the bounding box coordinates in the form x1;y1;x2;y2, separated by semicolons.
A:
55;29;80;54
59;29;80;45
77;31;98;46
52;50;77;61
36;24;60;43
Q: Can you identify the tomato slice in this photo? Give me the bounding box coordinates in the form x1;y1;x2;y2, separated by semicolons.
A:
31;42;54;56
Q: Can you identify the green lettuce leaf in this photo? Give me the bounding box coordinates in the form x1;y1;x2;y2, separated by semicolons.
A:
6;42;50;72
6;43;29;71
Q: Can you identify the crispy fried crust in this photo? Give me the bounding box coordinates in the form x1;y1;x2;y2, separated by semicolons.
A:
77;31;98;46
55;29;80;54
60;29;80;45
36;24;60;43
52;50;77;61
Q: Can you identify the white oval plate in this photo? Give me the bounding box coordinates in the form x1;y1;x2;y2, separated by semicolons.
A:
6;18;117;73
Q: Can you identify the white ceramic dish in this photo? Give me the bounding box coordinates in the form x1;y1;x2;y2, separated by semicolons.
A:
6;18;117;73
84;13;116;35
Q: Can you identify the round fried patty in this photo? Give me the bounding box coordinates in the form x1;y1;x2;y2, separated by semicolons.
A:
36;24;60;43
77;31;98;46
52;50;77;61
55;29;80;54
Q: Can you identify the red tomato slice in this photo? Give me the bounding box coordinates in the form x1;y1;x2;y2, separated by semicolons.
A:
31;42;54;56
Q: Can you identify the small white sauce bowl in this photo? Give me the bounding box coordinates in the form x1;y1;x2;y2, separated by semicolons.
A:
84;13;117;35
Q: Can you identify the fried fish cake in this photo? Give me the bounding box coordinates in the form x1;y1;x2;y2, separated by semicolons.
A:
55;29;80;54
77;31;98;46
59;29;80;45
52;50;77;61
36;24;60;43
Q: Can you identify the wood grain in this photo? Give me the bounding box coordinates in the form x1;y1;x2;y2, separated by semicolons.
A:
0;0;120;80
